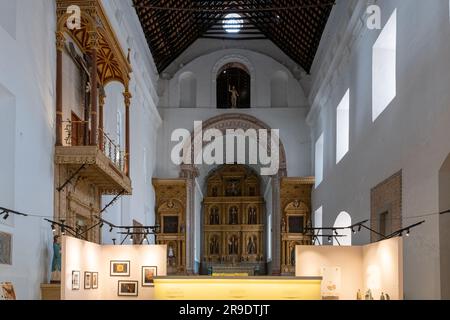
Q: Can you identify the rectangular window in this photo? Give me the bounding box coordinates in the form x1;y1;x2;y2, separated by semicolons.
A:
336;89;350;163
315;133;324;187
372;9;397;121
314;207;323;246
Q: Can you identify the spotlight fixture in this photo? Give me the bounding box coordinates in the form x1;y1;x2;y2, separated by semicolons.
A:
3;213;9;220
109;226;113;232
352;228;356;234
358;225;362;232
334;230;338;236
99;222;104;229
61;226;66;235
51;224;56;233
328;236;332;243
112;238;116;245
406;229;410;237
398;232;403;237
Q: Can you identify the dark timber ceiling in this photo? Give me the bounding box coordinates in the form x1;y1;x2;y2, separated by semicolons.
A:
133;1;334;74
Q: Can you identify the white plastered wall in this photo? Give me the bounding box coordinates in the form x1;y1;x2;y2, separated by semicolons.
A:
62;236;167;300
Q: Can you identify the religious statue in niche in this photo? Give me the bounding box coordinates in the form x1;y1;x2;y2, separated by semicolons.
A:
281;217;287;233
210;207;220;225
209;236;220;255
212;186;218;197
228;236;239;255
247;236;257;255
51;235;62;283
226;180;241;196
229;85;240;108
229;207;239;225
168;244;176;267
290;244;296;266
248;207;257;225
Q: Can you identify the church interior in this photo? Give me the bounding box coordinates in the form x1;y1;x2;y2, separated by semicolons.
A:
1;0;450;301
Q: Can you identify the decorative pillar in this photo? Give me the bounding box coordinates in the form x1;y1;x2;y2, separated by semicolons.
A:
180;164;198;274
98;87;105;151
123;89;132;176
89;31;99;146
55;31;65;146
271;173;282;275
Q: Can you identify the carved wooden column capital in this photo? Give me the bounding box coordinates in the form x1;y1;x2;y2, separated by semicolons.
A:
56;31;66;51
123;90;132;108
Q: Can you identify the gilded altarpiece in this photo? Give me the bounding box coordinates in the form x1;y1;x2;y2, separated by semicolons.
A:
202;165;265;275
280;177;314;275
153;179;187;275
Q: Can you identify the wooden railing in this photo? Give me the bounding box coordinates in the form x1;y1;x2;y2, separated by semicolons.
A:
63;120;125;171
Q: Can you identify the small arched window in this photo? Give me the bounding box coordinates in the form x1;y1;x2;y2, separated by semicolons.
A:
217;63;250;109
333;212;352;246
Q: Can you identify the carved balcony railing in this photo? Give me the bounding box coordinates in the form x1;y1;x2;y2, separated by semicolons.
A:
55;120;131;195
63;120;125;172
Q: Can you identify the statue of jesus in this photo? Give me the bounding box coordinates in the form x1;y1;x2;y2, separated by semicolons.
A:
229;85;239;108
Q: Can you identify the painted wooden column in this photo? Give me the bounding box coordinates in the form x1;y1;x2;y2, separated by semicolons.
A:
98;87;105;151
123;89;132;176
55;31;65;146
89;31;99;146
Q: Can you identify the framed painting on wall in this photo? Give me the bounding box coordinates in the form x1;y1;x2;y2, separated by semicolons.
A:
320;266;341;300
118;281;138;297
0;232;12;265
110;260;130;276
84;272;92;289
0;282;16;300
142;266;157;287
72;271;80;290
92;272;98;289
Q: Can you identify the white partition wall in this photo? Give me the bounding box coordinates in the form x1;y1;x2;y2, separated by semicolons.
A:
296;238;403;300
62;237;167;300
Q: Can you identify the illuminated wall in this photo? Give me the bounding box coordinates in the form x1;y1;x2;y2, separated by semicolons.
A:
62;237;167;300
296;238;403;300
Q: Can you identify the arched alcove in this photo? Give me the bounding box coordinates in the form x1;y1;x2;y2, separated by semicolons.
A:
439;154;450;299
271;70;288;108
333;212;352;246
179;71;197;108
216;62;250;109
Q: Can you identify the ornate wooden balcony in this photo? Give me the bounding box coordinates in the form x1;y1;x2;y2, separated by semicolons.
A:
55;121;131;195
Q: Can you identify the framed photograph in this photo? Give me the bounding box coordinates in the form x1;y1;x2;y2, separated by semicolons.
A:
92;272;98;289
84;272;92;289
0;232;12;265
110;260;130;277
142;266;157;287
72;271;80;290
118;281;138;297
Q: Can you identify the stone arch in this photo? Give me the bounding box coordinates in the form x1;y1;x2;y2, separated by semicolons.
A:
180;113;287;176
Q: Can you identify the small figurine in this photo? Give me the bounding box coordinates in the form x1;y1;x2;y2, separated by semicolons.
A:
385;293;391;300
380;292;386;300
357;289;362;300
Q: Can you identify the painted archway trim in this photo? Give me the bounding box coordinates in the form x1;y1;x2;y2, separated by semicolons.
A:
181;113;287;176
